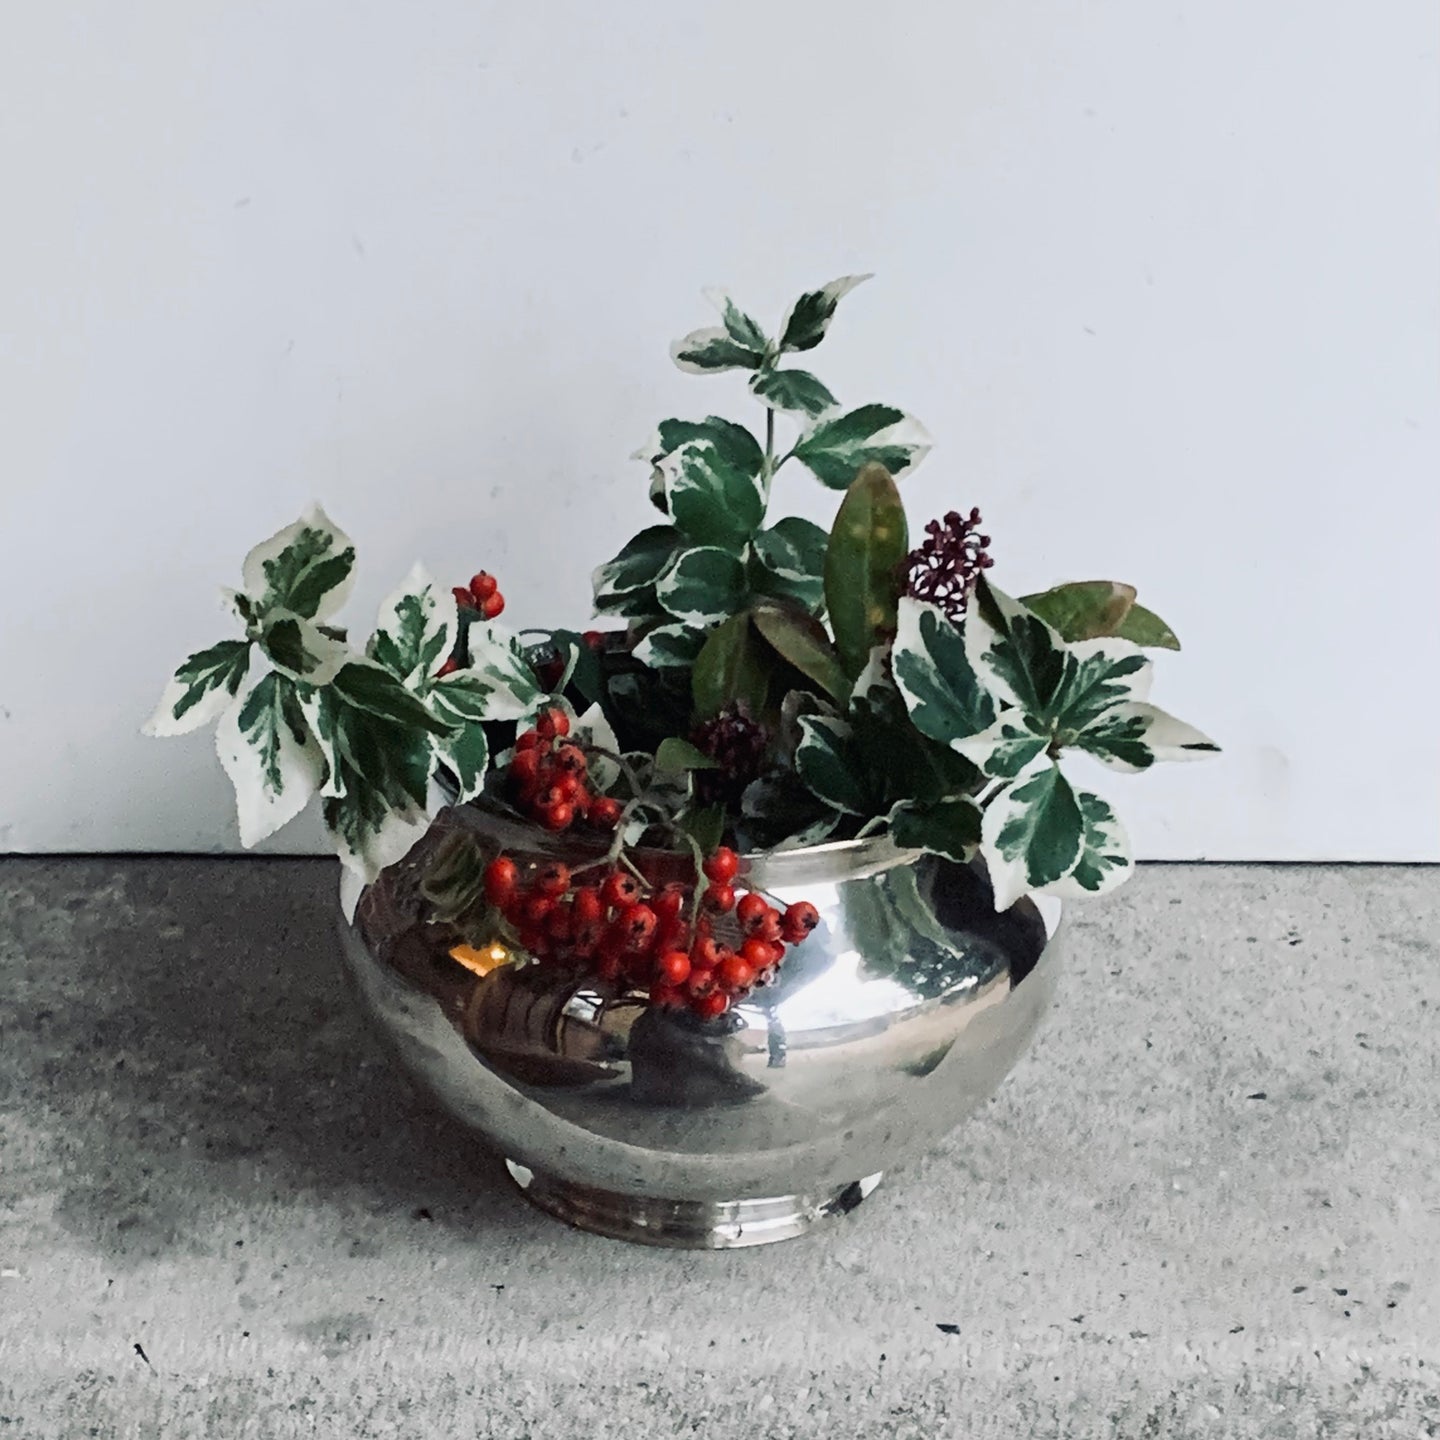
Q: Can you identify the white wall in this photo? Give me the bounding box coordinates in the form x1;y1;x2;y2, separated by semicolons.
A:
2;2;1437;862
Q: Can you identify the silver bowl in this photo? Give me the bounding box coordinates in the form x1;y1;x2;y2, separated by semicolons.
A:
338;806;1064;1248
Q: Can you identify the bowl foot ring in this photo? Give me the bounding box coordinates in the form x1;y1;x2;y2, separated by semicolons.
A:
504;1159;884;1249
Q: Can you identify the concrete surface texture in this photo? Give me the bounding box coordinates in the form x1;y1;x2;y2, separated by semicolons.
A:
0;858;1436;1438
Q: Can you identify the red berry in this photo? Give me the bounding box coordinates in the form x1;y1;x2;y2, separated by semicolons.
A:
481;592;505;620
701;883;735;914
736;893;768;930
510;748;541;790
571;887;602;926
724;952;760;991
702;847;739;884
618;903;657;951
588;796;623;830
469;571;498;602
781;901;820;944
554;772;586;802
692;936;724;969
540;801;574;831
582;630;606;649
650;982;685;1009
657;950;692;986
595;952;622;982
554;744;588;775
685;966;716;997
601;871;642;910
652;886;685;924
523;894;556;928
738;940;771;972
752;909;783;944
573;919;604;957
535;861;571;897
692;991;729;1020
536;706;570;740
483;856;518;907
515;730;541;752
545;905;574;942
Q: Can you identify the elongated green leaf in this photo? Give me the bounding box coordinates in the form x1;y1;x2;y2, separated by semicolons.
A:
751;603;848;701
980;761;1085;911
778;274;871;353
794;715;871;815
692;613;772;719
890;597;996;745
145;638;252;736
1072;701;1220;772
241;504;356;621
1115;602;1181;651
751;517;827;613
659;437;765;547
655;546;748;625
670;326;763;374
655;737;721;772
1018;581;1137;643
368;564;455;688
703;288;769;352
215;670;324;847
1045;791;1132;898
889;796;982;863
749;367;837;417
793;404;932;489
258;612;352;685
824;463;909;677
632;622;707;669
592;525;684;608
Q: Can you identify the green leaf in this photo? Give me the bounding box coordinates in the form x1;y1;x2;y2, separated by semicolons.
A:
428;703;490;803
794;715;872;815
321;780;430;885
655;546;748;626
703;288;769;352
889;597;996;751
749;368;837;417
778;274;871;353
1072;701;1220;772
951;713;1051;779
215;670;324;847
967;581;1084;716
751;602;848;702
679;803;726;855
980;761;1086;911
792;405;932;489
1115;602;1181;651
1046;791;1132;898
751;517;828;613
670;326;763;374
258;612;352;685
655;737;721;773
643;417;765;472
145;638;252;736
240;504;356;621
592;525;684;610
659;437;766;547
454;626;545;722
889;796;982;864
824;463;910;677
692;613;772;719
1018;581;1137;644
632;622;707;669
367;564;454;688
329;661;455;736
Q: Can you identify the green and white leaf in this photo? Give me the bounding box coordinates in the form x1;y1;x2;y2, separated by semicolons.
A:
144;638;252;737
637;417;765;471
1073;701;1220;772
791;404;932;489
794;715;871;816
571;700;623;791
657;436;766;547
451;624;544;722
1043;791;1132;899
323;783;431;891
214;670;325;848
951;713;1051;779
670;326;763;374
240;503;356;621
703;287;769;352
980;760;1086;912
367;564;455;688
592;525;683;612
655;546;748;625
778;274;871;353
632;622;707;669
751;517;828;612
258;611;353;686
891;598;996;746
888;796;982;863
749;367;837;417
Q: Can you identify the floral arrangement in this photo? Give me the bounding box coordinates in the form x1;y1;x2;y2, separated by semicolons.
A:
148;275;1216;1017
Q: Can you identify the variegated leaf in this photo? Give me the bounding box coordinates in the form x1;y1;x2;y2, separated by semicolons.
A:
426;685;490;803
449;625;544;722
1044;791;1132;899
571;701;623;791
632;622;707;669
891;598;996;747
751;517;827;613
658;436;766;547
670;326;763;374
240;504;356;621
592;525;683;614
214;670;324;847
258;611;352;686
791;404;932;489
655;546;747;626
144;639;251;737
322;783;431;888
951;713;1051;779
368;564;456;689
1073;701;1220;772
979;760;1086;912
749;367;837;417
778;274;871;353
702;287;769;352
794;715;871;815
888;795;982;863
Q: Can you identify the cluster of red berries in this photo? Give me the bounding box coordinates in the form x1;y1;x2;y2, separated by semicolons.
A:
480;845;821;1019
509;706;623;834
454;570;506;622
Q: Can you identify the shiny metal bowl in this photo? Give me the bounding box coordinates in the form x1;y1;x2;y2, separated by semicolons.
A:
337;805;1064;1248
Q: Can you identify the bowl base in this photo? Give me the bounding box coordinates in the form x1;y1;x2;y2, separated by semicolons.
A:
504;1160;884;1249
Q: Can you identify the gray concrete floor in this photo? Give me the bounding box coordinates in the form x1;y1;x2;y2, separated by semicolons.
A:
0;858;1437;1438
